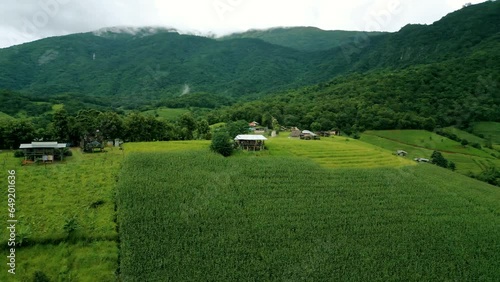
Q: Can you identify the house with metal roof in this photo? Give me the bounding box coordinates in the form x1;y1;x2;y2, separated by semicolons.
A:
300;130;320;140
234;135;267;151
19;142;68;163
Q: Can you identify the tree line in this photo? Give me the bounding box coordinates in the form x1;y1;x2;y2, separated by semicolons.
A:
0;109;211;149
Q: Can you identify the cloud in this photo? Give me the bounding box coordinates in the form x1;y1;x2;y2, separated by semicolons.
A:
0;0;489;48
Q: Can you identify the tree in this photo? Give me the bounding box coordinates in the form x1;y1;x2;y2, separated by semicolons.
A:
430;151;449;168
0;119;36;149
448;161;456;171
271;116;280;133
98;111;124;140
124;113;147;142
52;108;70;141
197;119;211;140
226;120;249;138
310;121;321;132
461;139;469;147
210;131;234;157
178;113;197;140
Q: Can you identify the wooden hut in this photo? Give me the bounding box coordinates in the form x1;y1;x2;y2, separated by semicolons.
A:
19;142;67;163
234;135;267;151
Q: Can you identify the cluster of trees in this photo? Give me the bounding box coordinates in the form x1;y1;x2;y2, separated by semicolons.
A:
430;151;456;171
434;129;487;149
209;52;499;134
0;109;211;149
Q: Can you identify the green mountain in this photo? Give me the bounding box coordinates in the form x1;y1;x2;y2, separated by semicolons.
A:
0;1;498;122
220;27;385;52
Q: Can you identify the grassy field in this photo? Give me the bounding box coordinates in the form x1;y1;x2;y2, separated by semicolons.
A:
473;122;500;144
0;147;122;281
3;133;500;281
265;135;414;168
364;130;492;157
141;107;189;121
117;149;500;281
360;132;500;175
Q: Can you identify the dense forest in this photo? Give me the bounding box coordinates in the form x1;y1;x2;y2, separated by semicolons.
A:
0;1;499;141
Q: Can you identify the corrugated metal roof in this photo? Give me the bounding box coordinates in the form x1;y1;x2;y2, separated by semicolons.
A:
20;142;67;149
301;130;317;136
234;135;268;141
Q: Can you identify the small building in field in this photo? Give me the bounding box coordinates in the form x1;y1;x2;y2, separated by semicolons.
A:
249;121;259;128
396;150;408;157
234;135;267;151
290;129;301;138
19;142;67;163
300;130;320;140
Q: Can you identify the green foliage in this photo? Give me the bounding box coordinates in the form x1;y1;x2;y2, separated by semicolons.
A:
449;161;457;171
14;150;25;158
32;271;50;282
461;139;469;147
225;120;250;138
0;119;36;149
222;27;385;52
210;131;234;157
431;151;449;168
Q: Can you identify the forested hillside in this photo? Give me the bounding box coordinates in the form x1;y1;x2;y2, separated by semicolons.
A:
0;1;498;131
220;27;385;52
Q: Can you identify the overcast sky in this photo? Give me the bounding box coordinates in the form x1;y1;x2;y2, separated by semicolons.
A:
0;0;488;48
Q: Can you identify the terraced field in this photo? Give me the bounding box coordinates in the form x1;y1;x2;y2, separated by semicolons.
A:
117;150;500;281
364;130;492;157
473;122;500;144
361;131;500;175
266;136;414;168
141;107;190;121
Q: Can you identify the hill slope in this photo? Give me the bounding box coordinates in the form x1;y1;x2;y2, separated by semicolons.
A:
0;1;498;113
221;27;385;52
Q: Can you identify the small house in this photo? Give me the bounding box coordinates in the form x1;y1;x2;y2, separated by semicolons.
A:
19;142;67;163
396;150;408;157
300;130;320;140
249;121;259;128
290;129;301;138
234;135;267;151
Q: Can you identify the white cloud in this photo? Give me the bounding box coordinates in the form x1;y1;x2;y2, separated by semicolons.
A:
0;0;489;48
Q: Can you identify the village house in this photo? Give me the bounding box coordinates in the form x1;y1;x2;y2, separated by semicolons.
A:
19;142;67;163
234;135;267;151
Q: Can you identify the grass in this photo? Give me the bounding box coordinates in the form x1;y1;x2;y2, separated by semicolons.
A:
0;147;122;281
0;241;117;282
141;107;189;121
265;135;414;168
124;140;210;153
117;150;500;281
473;122;500;144
360;133;500;174
364;130;492;158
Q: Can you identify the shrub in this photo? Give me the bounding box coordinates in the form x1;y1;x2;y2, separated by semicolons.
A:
461;139;469;147
63;148;73;156
33;270;50;282
210;131;234;157
448;161;456;171
471;142;482;149
430;151;448;168
14;150;24;158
